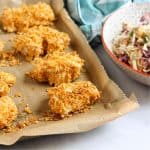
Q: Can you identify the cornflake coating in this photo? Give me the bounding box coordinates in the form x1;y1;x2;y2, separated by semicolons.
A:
27;52;84;86
48;81;101;118
0;71;16;86
14;26;70;61
0;51;20;67
0;41;4;51
0;81;10;96
0;2;55;32
0;96;18;129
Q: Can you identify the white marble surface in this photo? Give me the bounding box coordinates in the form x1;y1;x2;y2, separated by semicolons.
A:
0;46;149;150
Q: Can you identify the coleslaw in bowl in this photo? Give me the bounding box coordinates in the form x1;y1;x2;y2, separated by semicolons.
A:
112;19;150;74
102;3;150;86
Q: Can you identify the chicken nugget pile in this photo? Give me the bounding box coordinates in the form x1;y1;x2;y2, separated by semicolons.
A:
48;81;101;118
0;71;18;129
27;52;84;86
0;1;101;130
0;2;55;32
13;26;70;61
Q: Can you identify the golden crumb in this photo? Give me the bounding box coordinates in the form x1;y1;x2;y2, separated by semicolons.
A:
0;71;16;86
24;104;32;114
0;2;55;32
2;114;39;133
0;41;4;51
16;115;39;130
0;96;18;129
27;51;84;86
104;103;112;109
13;26;70;61
14;92;22;98
48;81;101;118
0;81;10;96
39;111;60;121
0;51;20;67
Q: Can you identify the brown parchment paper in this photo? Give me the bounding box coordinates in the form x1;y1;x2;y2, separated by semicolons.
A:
0;0;139;145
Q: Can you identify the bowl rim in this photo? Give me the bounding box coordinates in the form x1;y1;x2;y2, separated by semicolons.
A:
101;7;150;78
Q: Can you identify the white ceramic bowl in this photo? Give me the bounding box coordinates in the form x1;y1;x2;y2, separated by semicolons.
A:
102;3;150;86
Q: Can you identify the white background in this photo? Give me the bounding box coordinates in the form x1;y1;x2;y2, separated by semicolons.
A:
0;45;149;150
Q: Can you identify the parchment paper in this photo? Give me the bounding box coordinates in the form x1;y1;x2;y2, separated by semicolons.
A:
0;0;139;145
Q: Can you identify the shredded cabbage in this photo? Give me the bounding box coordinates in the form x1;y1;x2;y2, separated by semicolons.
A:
112;13;150;74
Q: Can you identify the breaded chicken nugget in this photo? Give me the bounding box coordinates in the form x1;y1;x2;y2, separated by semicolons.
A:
0;71;16;86
0;2;55;32
0;96;18;129
0;81;10;96
14;26;70;61
48;81;101;117
27;52;84;86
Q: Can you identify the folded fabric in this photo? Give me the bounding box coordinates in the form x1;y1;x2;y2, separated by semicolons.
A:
66;0;150;41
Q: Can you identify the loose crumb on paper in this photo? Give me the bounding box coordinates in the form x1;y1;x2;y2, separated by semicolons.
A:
13;92;22;98
24;104;32;114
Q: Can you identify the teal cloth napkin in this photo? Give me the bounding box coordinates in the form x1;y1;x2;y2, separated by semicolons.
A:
66;0;150;41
